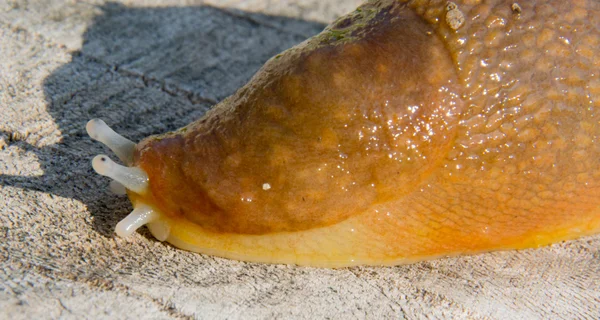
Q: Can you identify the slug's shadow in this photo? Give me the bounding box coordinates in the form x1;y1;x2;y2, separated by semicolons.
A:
0;2;325;236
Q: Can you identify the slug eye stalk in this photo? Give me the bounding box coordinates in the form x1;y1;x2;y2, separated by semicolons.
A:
87;119;169;241
86;119;135;165
91;155;149;194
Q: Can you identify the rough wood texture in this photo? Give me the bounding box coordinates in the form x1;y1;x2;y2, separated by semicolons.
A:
1;0;598;319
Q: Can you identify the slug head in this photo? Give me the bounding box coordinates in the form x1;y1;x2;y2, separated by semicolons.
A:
132;3;463;235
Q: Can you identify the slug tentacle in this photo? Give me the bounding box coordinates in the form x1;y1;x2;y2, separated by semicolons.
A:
87;119;168;240
91;155;149;194
109;180;127;195
86;119;136;165
147;220;171;242
115;205;158;238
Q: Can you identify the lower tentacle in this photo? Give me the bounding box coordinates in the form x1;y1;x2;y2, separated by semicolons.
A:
115;205;158;238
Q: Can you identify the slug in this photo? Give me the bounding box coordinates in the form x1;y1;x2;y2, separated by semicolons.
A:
86;0;600;267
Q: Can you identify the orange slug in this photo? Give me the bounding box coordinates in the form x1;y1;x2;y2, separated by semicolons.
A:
86;0;600;267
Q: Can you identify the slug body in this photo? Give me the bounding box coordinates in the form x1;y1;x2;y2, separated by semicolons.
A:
88;0;600;267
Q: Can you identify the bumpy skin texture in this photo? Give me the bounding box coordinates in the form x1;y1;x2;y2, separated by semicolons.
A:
133;0;600;266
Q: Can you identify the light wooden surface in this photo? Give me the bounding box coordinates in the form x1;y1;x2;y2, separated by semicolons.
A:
1;0;599;319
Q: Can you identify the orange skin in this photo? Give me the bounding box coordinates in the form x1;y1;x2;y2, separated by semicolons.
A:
130;0;600;267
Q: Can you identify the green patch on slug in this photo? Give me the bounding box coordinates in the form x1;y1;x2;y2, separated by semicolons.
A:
314;1;388;46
